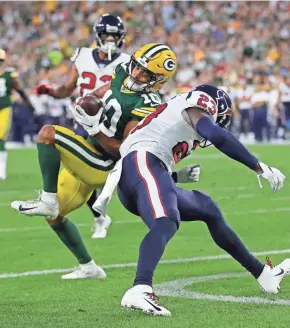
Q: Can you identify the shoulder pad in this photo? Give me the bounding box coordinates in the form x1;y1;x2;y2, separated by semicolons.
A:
185;90;217;118
70;48;81;62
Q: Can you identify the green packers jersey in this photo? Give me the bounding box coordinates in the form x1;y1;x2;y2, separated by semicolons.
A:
99;62;161;140
0;68;18;110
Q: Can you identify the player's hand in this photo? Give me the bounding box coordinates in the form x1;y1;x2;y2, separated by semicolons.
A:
257;162;286;192
35;84;53;96
175;164;201;183
71;99;103;136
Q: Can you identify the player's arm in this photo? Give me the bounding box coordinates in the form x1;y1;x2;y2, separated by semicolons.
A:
89;82;111;99
93;120;139;158
186;107;285;191
36;65;78;99
187;107;262;172
12;77;35;112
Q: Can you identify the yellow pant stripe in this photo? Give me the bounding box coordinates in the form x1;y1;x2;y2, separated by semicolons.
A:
0;107;12;140
55;130;115;171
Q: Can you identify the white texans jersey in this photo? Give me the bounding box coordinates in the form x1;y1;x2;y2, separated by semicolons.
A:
235;86;253;110
120;91;218;171
280;83;290;103
71;47;130;96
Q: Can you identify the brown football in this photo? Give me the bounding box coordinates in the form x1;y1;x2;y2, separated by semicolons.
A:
76;95;102;116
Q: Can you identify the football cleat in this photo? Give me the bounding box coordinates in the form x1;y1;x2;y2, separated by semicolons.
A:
11;190;59;218
91;214;112;239
257;258;290;294
121;285;171;316
62;261;106;280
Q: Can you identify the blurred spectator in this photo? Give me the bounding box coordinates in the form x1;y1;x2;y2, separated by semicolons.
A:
0;1;289;143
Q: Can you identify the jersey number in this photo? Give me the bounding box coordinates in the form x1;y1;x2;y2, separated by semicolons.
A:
0;78;7;97
102;98;122;137
80;72;111;96
172;140;200;164
197;94;217;115
130;103;167;134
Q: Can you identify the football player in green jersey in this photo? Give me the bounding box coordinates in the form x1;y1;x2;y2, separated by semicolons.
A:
0;49;34;179
12;44;197;280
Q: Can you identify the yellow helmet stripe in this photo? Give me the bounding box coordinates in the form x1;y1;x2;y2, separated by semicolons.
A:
141;44;170;60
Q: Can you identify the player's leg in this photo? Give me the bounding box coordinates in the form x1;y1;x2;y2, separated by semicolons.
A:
74;121;112;238
176;187;290;293
88;189;112;239
119;151;179;316
47;169;106;280
0;107;12;180
11;125;114;216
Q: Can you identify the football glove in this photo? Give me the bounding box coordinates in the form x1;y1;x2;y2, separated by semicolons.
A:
257;162;286;192
174;164;201;183
71;98;103;136
35;84;54;96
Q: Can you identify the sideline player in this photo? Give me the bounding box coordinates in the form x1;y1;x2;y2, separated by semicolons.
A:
94;84;288;316
0;49;35;180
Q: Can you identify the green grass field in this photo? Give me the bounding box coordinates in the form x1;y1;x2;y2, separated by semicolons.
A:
1;146;290;328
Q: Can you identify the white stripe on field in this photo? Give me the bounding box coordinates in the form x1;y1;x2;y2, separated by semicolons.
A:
0;248;290;280
155;272;290;306
1;206;290;233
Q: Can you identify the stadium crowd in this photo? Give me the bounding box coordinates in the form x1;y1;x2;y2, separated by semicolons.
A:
0;1;289;143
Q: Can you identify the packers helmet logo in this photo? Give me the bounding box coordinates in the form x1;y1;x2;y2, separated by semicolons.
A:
163;58;176;71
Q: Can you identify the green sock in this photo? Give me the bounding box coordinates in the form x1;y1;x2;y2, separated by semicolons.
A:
0;140;5;151
37;142;60;193
51;219;92;264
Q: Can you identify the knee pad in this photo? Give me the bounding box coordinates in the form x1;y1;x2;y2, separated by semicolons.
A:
205;196;224;222
157;215;180;230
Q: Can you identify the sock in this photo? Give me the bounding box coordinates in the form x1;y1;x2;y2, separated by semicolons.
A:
51;218;92;264
0;150;8;180
37;142;61;193
41;191;58;205
87;190;101;218
206;216;264;278
134;217;178;286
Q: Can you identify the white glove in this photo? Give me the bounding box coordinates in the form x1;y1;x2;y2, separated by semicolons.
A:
174;164;201;183
257;162;286;192
71;97;103;136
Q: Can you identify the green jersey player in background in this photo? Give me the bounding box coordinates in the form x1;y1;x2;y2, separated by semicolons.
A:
0;49;34;180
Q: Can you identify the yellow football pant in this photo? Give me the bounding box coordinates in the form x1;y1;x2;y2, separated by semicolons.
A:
0;107;12;140
54;126;115;217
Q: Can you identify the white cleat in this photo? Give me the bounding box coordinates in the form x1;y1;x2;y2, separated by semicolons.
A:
62;260;106;280
121;285;171;316
91;214;112;239
11;191;59;218
257;258;290;294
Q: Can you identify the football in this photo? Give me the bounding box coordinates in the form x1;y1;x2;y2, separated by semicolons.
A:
76;95;102;116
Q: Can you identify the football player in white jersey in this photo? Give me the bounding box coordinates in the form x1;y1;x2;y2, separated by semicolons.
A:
94;84;288;316
279;74;290;129
35;14;130;239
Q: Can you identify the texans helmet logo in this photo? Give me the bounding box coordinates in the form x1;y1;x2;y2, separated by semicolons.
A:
216;89;232;115
163;58;176;71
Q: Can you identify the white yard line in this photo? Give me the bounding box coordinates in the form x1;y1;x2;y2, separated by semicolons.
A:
155;272;290;306
0;248;290;279
1;206;290;234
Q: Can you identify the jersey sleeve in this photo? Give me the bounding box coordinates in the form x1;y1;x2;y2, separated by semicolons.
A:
185;90;218;122
131;92;161;119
